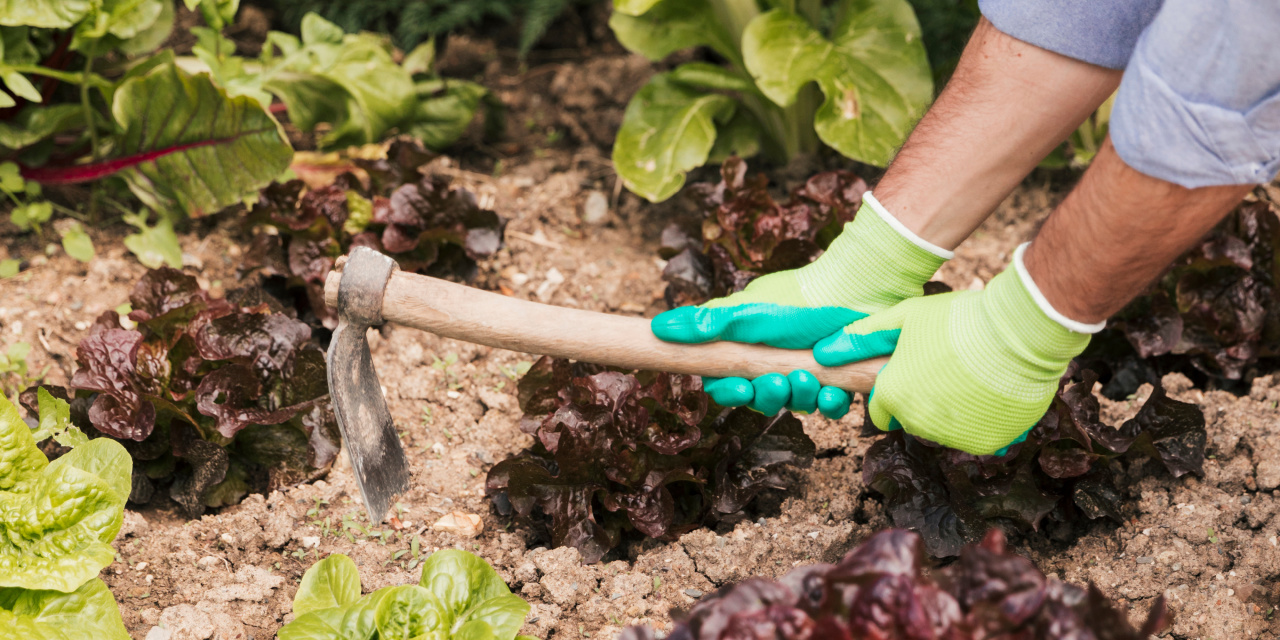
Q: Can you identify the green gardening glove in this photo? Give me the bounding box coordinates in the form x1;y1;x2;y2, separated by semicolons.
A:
812;244;1100;455
651;194;952;418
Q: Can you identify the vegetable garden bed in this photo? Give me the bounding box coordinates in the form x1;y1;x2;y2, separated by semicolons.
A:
1;7;1277;640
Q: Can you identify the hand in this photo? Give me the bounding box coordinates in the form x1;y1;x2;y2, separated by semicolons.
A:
811;245;1093;455
652;194;950;417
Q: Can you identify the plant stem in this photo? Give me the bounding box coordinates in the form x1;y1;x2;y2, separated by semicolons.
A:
710;0;761;51
81;43;100;162
4;65;111;89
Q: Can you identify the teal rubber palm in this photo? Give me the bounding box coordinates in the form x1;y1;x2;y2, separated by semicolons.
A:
652;195;950;417
811;248;1093;455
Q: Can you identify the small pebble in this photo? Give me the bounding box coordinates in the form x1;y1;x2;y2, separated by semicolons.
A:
1172;563;1182;571
581;190;609;225
1240;495;1252;505
684;589;703;598
610;592;624;600
1136;556;1154;564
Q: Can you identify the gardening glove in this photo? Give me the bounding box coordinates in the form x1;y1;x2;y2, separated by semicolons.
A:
812;243;1103;455
651;193;952;418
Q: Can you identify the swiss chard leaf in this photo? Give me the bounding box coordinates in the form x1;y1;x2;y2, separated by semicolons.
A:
0;393;131;593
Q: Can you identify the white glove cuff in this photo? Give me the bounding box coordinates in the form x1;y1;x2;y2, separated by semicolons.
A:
863;192;955;260
1013;243;1106;334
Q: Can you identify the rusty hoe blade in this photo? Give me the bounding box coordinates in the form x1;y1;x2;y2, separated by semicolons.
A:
326;247;410;523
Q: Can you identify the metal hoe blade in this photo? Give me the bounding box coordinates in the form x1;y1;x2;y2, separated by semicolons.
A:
326;247;410;523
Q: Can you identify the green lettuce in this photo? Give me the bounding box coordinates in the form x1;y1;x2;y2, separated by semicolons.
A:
0;391;131;592
0;578;130;640
281;551;537;640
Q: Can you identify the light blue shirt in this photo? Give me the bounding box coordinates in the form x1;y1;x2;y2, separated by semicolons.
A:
981;0;1280;187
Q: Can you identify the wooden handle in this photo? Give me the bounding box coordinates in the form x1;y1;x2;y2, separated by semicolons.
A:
324;270;883;393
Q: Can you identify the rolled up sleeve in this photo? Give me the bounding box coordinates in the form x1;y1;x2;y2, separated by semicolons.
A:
1109;0;1280;187
979;0;1163;70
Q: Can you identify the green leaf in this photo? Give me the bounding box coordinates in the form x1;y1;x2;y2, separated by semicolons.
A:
608;0;739;64
742;2;932;167
0;394;131;592
344;191;373;235
31;387;71;443
0;161;22;191
707;108;762;162
0;91;13;108
418;549;513;627
0;579;131;640
402;38;436;77
79;0;165;40
301;12;345;45
452;594;529;640
293;553;362;617
0;105;85;152
280;586;389;640
261;33;415;149
11;201;52;232
408;79;487;150
668;62;758;93
122;211;183;269
0;0;94;29
612;0;665;16
373;585;449;640
60;222;95;262
0;259;19;278
612;73;736;202
117;0;175;56
112;62;293;217
1;70;39;102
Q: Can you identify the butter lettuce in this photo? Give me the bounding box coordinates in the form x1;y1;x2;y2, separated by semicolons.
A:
0;392;131;592
281;551;536;640
0;578;131;640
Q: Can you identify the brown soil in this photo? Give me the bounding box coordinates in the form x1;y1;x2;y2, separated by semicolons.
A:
1;27;1277;640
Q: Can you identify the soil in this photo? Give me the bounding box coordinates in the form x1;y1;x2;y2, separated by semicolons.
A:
1;20;1277;640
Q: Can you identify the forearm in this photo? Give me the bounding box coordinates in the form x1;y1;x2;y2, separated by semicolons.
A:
1024;137;1252;324
874;18;1122;249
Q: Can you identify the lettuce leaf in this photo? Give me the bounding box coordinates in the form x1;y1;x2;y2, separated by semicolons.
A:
0;394;131;592
281;550;531;640
0;578;130;640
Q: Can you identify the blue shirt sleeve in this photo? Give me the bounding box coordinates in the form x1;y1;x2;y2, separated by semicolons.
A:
1109;0;1280;187
978;0;1163;70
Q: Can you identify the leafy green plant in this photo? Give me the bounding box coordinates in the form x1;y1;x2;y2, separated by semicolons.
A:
280;551;537;640
862;367;1206;558
3;4;493;269
0;390;131;638
659;156;867;307
1;340;47;402
1;389;131;592
260;0;595;58
486;357;815;563
620;529;1168;640
0;578;131;640
194;13;498;151
34;268;340;516
609;0;932;201
243;138;507;329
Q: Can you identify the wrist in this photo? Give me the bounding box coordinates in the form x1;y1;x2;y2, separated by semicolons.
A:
1013;243;1107;333
795;194;950;313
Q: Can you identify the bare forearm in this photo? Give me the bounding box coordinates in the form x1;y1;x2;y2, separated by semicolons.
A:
1025;138;1252;324
874;18;1122;249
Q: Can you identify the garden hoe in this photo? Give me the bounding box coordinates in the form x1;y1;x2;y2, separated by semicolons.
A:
325;246;885;523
